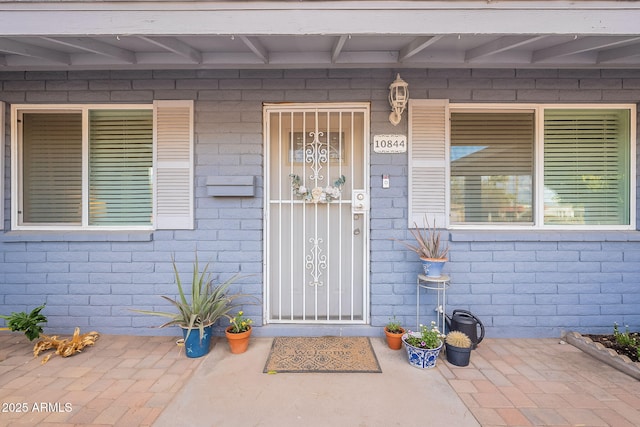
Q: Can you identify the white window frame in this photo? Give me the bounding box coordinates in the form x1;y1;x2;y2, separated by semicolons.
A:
0;101;4;230
448;103;636;231
11;104;155;231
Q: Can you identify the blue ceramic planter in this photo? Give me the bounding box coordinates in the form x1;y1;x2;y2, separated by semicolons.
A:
402;334;443;369
181;325;212;358
421;258;446;278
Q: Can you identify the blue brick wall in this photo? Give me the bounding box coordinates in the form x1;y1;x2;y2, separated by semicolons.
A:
1;68;639;338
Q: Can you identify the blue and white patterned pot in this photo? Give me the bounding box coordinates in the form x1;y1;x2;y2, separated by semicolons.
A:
402;334;443;369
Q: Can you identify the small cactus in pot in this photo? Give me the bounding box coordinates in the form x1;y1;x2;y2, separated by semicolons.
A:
445;330;472;348
445;330;472;366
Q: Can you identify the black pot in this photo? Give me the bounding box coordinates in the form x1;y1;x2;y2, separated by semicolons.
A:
445;343;471;367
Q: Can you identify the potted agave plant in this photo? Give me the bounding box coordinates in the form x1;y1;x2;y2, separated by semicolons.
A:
384;316;405;350
402;321;444;369
395;216;449;278
134;255;246;358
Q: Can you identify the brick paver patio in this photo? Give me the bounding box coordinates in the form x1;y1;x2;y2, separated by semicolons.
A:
1;333;639;426
441;338;640;427
0;333;202;426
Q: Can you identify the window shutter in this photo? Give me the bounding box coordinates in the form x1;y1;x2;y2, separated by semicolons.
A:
154;100;194;230
408;99;449;227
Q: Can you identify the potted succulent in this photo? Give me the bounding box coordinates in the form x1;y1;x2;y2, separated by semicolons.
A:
402;321;444;369
445;330;472;367
134;255;245;358
395;216;449;278
225;310;253;354
384;316;405;350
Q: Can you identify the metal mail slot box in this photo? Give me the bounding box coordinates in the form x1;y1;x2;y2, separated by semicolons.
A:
207;176;256;197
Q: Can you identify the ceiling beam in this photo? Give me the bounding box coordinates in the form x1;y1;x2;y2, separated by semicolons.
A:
0;38;70;64
333;50;400;65
138;36;202;63
331;35;349;63
268;50;399;66
238;36;268;64
465;35;546;61
399;36;442;62
532;36;640;62
598;42;640;63
42;37;136;63
1;6;639;37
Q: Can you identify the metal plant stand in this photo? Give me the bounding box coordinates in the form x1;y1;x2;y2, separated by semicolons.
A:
416;274;450;335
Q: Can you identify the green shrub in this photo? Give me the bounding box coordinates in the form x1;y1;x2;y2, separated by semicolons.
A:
0;304;47;341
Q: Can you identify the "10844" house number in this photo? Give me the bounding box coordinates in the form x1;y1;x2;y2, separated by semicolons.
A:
373;134;407;153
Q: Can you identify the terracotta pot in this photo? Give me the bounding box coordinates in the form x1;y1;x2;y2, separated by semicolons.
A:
384;327;405;350
225;325;252;354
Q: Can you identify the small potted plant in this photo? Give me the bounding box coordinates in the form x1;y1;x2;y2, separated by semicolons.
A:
394;216;449;277
384;316;405;350
134;255;245;358
402;321;444;369
445;330;472;367
225;310;253;354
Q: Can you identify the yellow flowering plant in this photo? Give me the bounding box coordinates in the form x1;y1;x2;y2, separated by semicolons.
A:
228;311;253;334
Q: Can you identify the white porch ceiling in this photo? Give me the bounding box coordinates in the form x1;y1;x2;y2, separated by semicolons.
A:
0;1;639;71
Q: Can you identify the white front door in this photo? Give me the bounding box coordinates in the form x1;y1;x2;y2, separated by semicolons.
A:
264;103;369;323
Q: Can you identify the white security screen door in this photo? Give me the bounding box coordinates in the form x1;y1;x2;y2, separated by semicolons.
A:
264;103;369;323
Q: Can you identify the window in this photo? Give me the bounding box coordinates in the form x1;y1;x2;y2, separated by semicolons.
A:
450;111;534;225
89;110;153;226
0;101;5;229
543;109;630;226
408;101;636;230
12;101;194;230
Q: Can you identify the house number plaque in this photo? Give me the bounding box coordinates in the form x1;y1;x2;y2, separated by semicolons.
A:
373;134;407;153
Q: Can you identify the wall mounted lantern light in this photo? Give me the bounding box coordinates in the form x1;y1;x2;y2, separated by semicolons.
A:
388;73;409;126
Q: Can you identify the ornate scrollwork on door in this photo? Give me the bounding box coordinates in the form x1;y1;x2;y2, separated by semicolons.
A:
305;131;327;181
305;237;327;287
289;132;345;203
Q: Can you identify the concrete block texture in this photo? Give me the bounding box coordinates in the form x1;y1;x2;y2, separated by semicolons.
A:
0;67;638;337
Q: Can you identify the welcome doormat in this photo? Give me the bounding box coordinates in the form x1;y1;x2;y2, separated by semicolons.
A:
263;336;382;373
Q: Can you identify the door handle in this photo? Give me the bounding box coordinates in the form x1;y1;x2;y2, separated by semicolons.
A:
352;190;369;213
